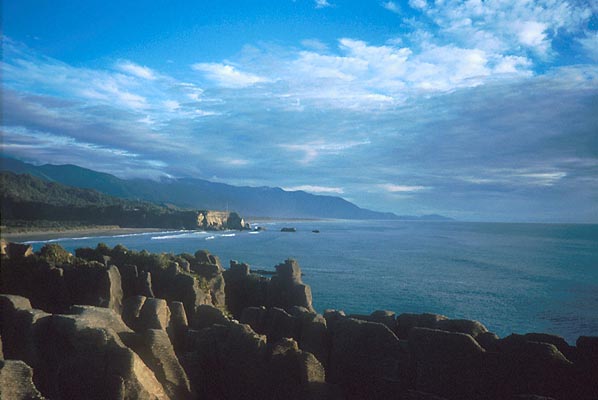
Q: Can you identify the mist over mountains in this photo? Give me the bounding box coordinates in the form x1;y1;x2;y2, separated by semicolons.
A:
0;157;451;221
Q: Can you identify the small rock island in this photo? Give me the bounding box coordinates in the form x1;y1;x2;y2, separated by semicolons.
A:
0;241;597;400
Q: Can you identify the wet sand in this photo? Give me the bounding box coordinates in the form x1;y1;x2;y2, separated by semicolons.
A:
1;226;165;243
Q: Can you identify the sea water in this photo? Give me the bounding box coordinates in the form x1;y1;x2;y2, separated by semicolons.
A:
25;220;598;344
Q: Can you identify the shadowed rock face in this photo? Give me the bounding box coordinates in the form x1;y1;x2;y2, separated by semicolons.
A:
223;259;314;319
409;327;486;399
328;317;411;400
181;320;333;400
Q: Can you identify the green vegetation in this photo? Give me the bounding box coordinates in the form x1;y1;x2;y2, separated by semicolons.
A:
39;243;73;264
0;172;199;229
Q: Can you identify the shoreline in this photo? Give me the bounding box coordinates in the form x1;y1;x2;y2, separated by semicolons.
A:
0;226;166;242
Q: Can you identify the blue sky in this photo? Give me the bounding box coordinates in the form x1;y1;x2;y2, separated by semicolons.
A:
2;0;598;222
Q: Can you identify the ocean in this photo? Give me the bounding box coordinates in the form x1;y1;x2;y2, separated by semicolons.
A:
25;220;598;344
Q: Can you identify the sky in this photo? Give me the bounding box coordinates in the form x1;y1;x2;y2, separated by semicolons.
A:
1;0;598;222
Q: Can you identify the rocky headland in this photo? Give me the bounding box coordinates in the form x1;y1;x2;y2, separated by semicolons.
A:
0;240;597;400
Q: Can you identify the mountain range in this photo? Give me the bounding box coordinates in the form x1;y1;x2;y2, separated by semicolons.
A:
0;157;451;221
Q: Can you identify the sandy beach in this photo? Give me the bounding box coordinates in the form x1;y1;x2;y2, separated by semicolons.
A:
0;226;165;243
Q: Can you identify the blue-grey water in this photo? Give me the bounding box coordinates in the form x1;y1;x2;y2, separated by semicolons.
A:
26;220;598;344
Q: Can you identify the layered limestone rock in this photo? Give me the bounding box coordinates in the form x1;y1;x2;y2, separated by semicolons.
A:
224;259;314;319
196;210;249;230
240;306;329;368
0;296;195;400
0;247;123;315
0;359;46;400
328;316;410;400
73;244;226;327
181;319;334;400
409;327;487;399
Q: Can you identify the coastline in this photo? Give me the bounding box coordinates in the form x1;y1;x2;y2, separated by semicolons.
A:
0;226;166;242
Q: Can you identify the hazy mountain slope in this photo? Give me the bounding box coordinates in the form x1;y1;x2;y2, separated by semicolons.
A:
0;171;202;229
1;157;399;219
0;158;451;220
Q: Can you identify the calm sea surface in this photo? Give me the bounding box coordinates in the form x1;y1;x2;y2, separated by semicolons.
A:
26;220;598;344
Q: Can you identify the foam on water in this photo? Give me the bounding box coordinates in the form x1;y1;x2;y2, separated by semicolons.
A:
151;231;208;240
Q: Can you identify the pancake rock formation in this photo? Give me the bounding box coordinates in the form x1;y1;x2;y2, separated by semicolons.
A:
1;241;597;400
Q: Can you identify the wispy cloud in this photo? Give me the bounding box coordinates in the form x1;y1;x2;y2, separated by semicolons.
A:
280;139;371;164
116;61;156;80
192;63;269;88
283;185;344;194
378;184;427;193
578;31;598;61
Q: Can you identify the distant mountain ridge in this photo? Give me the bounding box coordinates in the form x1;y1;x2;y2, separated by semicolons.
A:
0;157;452;221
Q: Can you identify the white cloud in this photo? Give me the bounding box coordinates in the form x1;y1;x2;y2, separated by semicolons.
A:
578;31;598;61
382;1;401;14
516;21;549;53
493;55;532;74
192;63;269;88
315;0;332;9
218;157;250;166
283;185;344;194
379;184;427;192
281;139;371;164
418;0;592;58
460;169;568;187
301;39;329;52
116;61;156;80
409;0;427;10
163;100;180;112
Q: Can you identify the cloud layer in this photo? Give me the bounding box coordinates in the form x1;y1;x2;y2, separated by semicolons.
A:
2;1;597;222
